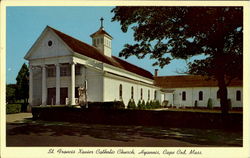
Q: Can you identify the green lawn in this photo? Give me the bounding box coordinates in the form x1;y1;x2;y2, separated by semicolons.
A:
152;107;242;114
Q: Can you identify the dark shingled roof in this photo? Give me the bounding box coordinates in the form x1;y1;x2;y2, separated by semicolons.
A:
154;75;242;88
90;28;113;39
49;26;153;80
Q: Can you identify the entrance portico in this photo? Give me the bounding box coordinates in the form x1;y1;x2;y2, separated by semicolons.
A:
29;60;80;106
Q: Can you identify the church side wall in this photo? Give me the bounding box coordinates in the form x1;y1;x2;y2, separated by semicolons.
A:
84;68;103;102
166;87;242;108
103;76;157;107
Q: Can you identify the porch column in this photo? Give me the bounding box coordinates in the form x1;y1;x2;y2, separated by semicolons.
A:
41;65;47;105
71;62;75;105
56;63;60;105
29;65;33;106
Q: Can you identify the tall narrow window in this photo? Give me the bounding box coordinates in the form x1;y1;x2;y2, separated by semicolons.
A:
148;90;150;100
141;88;143;99
236;90;241;101
119;84;122;100
154;90;157;100
217;90;220;99
199;91;203;101
182;91;186;101
131;86;134;99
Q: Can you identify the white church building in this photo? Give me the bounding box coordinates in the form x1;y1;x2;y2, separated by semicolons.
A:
24;21;242;108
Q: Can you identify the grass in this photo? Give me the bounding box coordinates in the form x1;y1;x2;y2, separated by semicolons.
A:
153;107;242;114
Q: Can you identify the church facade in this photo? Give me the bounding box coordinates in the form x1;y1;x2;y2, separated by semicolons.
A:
24;23;242;108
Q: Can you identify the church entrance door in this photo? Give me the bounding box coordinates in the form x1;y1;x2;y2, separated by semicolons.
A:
60;87;68;105
47;88;56;105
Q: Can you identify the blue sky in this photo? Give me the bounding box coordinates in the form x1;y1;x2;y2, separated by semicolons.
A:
6;6;199;84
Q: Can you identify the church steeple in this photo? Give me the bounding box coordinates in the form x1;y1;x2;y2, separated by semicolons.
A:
90;17;113;57
100;17;104;29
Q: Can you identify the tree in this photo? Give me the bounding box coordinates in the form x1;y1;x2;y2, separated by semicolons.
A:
6;84;17;103
16;63;29;103
112;7;243;114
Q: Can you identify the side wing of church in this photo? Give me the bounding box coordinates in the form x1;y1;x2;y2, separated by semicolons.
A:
24;21;242;108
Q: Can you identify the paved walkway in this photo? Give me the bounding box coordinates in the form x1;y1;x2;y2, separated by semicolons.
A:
6;113;32;123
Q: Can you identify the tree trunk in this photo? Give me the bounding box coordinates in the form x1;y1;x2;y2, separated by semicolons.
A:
218;74;229;115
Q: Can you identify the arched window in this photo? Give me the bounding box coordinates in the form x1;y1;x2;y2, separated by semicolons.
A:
154;90;157;100
199;91;203;101
182;91;186;101
141;88;143;99
119;84;122;100
148;90;150;100
131;86;134;99
236;90;241;101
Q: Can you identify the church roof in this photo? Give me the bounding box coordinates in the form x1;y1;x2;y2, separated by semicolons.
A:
90;28;113;39
154;75;242;88
49;26;153;80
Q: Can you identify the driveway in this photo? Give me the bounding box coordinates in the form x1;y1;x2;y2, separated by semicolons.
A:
6;113;32;123
6;113;242;147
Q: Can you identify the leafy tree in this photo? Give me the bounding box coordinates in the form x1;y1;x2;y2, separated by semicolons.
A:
112;7;243;114
6;84;17;103
16;63;29;103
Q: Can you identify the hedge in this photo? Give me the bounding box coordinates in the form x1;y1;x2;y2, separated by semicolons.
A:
32;107;242;130
85;101;125;109
6;104;21;114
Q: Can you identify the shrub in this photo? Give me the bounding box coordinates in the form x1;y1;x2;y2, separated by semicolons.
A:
6;104;21;114
155;100;161;108
127;99;136;109
207;98;213;109
146;100;151;109
141;100;146;109
87;101;125;109
149;100;153;106
137;100;142;109
149;100;161;109
162;100;169;107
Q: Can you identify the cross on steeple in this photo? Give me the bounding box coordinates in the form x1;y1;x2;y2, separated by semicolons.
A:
100;17;104;29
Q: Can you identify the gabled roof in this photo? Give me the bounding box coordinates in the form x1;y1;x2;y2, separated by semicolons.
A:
90;28;113;39
48;26;153;80
154;75;242;88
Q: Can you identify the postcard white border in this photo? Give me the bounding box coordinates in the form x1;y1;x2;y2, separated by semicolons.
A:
1;1;249;158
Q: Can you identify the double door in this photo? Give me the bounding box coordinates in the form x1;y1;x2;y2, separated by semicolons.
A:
47;87;68;105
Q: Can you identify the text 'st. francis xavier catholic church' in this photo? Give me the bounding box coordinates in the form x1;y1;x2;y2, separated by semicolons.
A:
24;18;242;108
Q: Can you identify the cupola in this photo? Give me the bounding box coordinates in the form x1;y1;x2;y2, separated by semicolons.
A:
90;17;113;57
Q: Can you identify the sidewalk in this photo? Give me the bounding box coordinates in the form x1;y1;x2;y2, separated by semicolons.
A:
6;113;32;123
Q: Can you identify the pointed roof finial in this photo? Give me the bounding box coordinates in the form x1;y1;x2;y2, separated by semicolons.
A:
100;17;104;29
